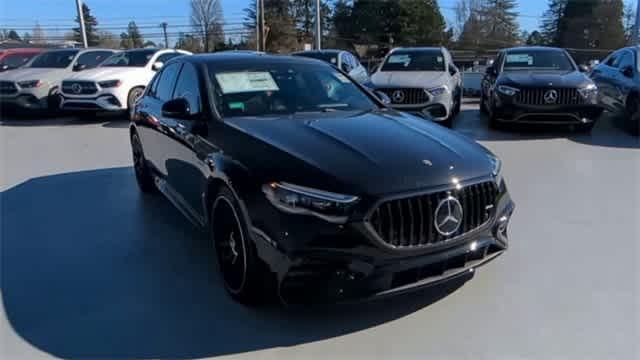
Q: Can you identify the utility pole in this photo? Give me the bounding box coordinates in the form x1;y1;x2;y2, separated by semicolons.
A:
75;0;88;48
315;0;321;50
256;0;260;51
634;0;640;45
260;0;266;52
161;22;169;48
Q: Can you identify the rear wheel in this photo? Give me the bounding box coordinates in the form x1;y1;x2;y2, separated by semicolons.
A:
211;186;272;305
479;93;488;114
626;95;640;136
131;132;156;193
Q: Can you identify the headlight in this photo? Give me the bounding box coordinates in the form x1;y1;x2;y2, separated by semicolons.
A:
17;80;43;88
488;155;503;185
497;85;519;96
428;85;448;96
577;83;598;101
262;182;359;224
98;80;122;88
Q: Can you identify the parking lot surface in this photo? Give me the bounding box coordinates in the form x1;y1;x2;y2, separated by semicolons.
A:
1;102;638;359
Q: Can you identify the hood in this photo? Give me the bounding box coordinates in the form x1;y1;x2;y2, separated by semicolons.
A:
223;111;494;196
499;70;592;88
64;67;151;83
0;67;68;83
371;71;447;89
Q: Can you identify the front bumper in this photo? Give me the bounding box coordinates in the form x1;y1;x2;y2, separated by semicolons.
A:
493;93;603;125
0;88;50;111
61;94;124;111
381;90;454;122
249;181;514;305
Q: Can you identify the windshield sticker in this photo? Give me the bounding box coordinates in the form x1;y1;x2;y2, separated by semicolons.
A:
506;54;533;64
215;72;280;94
335;73;350;83
228;102;245;111
387;54;411;65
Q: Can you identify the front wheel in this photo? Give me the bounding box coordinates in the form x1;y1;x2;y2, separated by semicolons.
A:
211;186;272;305
47;87;62;111
131;132;156;193
127;87;145;121
626;95;640;136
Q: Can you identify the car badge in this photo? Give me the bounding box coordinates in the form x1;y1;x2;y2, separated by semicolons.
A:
434;196;464;236
392;90;405;103
422;160;433;166
71;83;83;94
544;89;558;104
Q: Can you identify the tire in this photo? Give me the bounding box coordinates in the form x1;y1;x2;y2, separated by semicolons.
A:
131;132;156;193
479;93;488;114
127;87;145;121
576;122;595;133
486;97;501;130
47;87;62;111
211;186;271;305
626;95;640;136
454;90;462;115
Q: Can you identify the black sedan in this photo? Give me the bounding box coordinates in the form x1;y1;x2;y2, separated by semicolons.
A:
481;46;603;132
130;53;515;305
590;46;640;135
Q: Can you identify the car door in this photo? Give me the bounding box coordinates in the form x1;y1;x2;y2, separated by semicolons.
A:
592;51;621;112
136;62;182;177
163;62;217;224
612;50;637;111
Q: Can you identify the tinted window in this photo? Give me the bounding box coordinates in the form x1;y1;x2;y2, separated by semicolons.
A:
0;53;37;69
156;52;182;64
617;51;634;70
101;49;156;67
155;63;181;101
76;51;113;68
292;52;339;66
209;62;377;118
381;50;445;72
503;49;575;71
173;63;201;114
29;50;78;68
147;72;161;97
605;52;620;67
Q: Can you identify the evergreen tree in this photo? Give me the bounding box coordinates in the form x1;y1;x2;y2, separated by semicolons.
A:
7;30;21;41
119;21;144;49
541;0;567;46
557;0;625;49
478;0;520;47
397;0;449;46
73;3;100;46
244;0;299;53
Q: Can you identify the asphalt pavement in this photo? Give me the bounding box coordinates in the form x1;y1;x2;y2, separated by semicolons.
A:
1;102;638;360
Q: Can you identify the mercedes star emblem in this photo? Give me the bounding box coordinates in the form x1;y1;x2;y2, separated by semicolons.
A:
71;83;83;94
392;90;405;103
434;195;463;236
544;89;558;104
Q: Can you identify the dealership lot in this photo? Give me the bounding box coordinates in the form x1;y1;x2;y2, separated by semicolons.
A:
1;102;638;359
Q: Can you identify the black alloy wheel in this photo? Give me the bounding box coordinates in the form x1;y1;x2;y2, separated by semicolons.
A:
128;87;145;121
131;133;156;193
211;186;269;305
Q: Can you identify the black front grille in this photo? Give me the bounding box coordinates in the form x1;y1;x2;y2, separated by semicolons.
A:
61;81;98;95
515;88;584;106
369;181;498;249
0;81;17;95
378;87;430;105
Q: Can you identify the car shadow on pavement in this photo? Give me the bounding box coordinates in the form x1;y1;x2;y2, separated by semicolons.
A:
0;112;129;128
455;109;639;149
1;166;469;359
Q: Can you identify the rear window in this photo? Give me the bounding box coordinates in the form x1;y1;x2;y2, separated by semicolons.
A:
29;50;78;68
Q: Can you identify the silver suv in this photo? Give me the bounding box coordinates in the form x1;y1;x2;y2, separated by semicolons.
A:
0;48;116;112
371;47;462;127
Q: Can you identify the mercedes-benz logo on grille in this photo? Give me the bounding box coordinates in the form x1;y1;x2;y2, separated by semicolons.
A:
434;195;463;236
392;90;405;103
544;89;558;104
71;83;83;94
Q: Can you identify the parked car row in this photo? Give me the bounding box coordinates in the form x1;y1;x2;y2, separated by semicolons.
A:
0;47;191;116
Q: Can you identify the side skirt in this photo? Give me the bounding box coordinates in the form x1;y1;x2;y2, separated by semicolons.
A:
154;176;207;230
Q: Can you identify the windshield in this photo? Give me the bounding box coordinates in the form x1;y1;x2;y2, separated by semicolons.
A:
101;50;156;67
29;50;78;68
503;50;575;71
209;63;378;118
293;52;339;66
0;53;38;69
381;50;445;71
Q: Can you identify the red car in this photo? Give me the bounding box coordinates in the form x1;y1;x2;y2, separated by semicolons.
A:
0;48;47;72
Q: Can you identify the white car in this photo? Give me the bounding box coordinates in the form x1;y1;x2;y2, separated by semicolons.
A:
371;47;463;127
60;48;191;115
291;49;371;86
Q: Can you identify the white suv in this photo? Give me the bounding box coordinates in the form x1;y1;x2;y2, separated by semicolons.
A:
60;48;191;116
371;47;462;127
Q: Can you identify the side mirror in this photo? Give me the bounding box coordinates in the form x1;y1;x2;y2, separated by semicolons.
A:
373;90;391;105
73;63;87;72
152;61;164;71
162;98;191;119
621;65;634;78
579;64;590;73
448;65;458;76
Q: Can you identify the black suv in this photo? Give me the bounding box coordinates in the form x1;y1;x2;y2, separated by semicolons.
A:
130;53;515;305
590;46;640;135
481;46;603;132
